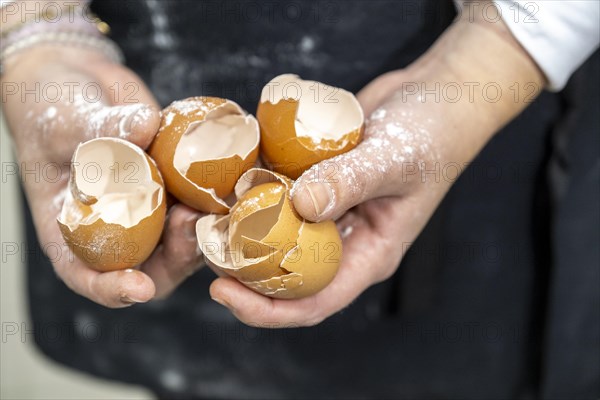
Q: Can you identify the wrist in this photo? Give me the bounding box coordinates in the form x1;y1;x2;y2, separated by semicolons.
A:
399;8;544;163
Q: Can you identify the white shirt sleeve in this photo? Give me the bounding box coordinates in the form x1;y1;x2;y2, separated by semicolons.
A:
454;1;600;91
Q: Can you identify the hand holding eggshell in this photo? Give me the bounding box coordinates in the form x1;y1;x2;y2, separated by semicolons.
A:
148;90;358;300
3;50;208;307
209;71;451;327
197;168;341;299
52;75;364;307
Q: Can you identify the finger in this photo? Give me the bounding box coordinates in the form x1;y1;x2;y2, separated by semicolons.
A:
209;220;376;327
78;102;161;149
89;65;162;149
36;74;161;159
42;101;161;162
291;139;401;222
210;258;369;327
53;244;156;308
292;104;434;222
141;204;205;299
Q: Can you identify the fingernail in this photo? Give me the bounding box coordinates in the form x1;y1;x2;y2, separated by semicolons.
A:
120;295;145;304
212;296;232;310
119;110;138;138
305;182;334;220
184;214;201;241
120;105;151;139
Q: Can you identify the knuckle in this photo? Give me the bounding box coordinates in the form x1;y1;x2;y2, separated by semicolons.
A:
329;159;368;208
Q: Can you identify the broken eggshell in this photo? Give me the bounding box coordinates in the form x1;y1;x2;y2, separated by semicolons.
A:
196;168;341;299
149;97;260;214
58;137;166;272
257;74;364;179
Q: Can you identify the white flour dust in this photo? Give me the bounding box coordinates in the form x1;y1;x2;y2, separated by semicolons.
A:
295;104;438;207
71;94;153;138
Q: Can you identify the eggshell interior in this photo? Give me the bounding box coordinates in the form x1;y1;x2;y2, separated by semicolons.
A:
62;139;162;231
175;109;259;194
58;138;166;272
258;74;364;179
150;97;259;213
260;74;363;143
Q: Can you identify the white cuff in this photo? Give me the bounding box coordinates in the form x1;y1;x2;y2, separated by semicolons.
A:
454;1;600;91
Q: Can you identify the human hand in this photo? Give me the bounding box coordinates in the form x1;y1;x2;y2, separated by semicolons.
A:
1;46;204;307
208;70;454;326
208;5;545;326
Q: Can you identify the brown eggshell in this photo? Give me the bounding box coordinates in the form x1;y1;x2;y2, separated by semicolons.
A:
228;190;300;280
229;172;303;259
196;168;342;299
196;213;282;282
257;220;341;299
257;74;364;179
228;181;286;229
58;138;166;272
239;220;340;299
233;167;294;197
242;272;304;299
229;198;286;267
149;97;259;214
196;214;232;272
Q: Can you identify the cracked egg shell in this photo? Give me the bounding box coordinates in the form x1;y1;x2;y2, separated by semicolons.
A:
257;74;364;179
149;97;260;214
58;137;166;272
196;168;341;299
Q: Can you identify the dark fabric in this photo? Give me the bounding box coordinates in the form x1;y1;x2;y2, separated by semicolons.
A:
541;50;600;398
24;1;599;399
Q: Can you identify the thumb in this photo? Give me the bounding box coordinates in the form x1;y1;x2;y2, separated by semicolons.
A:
291;148;392;223
70;62;163;150
96;71;162;150
292;107;431;222
43;94;161;162
58;68;161;151
76;101;161;150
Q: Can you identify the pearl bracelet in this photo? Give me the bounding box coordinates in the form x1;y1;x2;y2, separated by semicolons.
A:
0;31;123;75
0;1;122;76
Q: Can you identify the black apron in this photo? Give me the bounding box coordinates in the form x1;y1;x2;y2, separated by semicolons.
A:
25;1;599;398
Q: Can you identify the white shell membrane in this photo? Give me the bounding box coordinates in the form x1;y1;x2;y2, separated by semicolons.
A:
260;74;363;143
60;138;162;230
173;102;259;174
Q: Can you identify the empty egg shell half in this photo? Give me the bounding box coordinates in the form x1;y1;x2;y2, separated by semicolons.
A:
196;168;341;299
257;74;364;179
58;137;166;272
149;97;260;214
